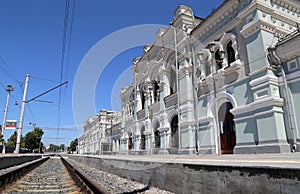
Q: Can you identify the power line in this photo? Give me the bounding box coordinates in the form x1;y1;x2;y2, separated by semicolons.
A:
60;0;76;116
30;75;60;83
0;56;21;86
0;81;33;125
23;126;78;131
65;0;76;81
57;0;71;144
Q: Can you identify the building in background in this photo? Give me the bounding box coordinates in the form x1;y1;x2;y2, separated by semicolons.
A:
78;109;121;155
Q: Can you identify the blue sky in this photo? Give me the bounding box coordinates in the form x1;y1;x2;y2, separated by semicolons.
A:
0;0;224;147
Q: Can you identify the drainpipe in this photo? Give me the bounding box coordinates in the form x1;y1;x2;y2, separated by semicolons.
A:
267;47;297;152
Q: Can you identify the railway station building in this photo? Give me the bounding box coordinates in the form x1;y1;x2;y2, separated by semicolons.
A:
78;0;300;155
78;109;121;154
119;0;300;155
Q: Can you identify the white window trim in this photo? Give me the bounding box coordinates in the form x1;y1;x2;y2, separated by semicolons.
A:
287;58;298;72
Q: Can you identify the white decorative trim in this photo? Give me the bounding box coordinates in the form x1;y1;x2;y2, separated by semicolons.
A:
249;74;279;89
240;19;287;39
255;88;270;100
198;124;213;130
231;96;283;116
234;106;284;122
222;60;241;76
199;116;213;123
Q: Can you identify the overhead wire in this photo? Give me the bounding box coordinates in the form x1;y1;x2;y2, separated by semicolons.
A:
30;75;60;83
57;0;73;145
0;56;22;87
65;0;76;81
0;58;37;125
61;0;76;113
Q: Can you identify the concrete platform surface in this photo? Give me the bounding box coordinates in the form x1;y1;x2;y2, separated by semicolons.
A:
74;153;300;169
1;153;300;169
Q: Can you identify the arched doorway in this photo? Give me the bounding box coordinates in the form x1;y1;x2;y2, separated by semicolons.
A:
153;122;160;148
140;126;146;150
128;136;132;150
218;102;236;154
170;115;179;148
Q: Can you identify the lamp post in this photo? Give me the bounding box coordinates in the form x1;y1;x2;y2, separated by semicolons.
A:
15;74;30;154
147;81;154;154
207;43;223;155
1;85;14;154
184;33;201;154
170;23;181;152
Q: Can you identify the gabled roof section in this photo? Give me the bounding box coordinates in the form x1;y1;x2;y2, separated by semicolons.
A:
174;5;193;19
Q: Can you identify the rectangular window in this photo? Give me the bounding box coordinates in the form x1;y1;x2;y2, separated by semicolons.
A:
287;58;298;72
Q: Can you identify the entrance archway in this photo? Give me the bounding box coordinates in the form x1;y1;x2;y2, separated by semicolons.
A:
170;115;179;148
153;122;160;148
218;102;236;154
140;126;146;150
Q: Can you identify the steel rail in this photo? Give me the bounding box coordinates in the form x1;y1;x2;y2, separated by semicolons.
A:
0;156;49;189
60;156;110;194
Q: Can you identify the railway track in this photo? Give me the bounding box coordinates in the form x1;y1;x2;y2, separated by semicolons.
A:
0;156;108;194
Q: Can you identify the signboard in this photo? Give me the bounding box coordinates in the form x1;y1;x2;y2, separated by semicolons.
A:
6;120;17;129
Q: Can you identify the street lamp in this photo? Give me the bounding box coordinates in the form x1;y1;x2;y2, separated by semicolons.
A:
170;23;181;152
1;85;14;154
183;32;201;154
207;43;222;155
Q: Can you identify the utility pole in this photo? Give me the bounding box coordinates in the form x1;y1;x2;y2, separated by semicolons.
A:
1;85;14;154
15;74;30;154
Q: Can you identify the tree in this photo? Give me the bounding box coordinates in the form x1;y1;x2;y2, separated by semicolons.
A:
0;125;3;143
47;144;59;152
60;144;65;152
6;131;17;147
5;131;25;148
0;134;3;144
68;138;78;153
23;127;44;152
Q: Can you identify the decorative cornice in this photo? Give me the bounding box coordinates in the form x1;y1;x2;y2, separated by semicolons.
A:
194;0;252;43
276;34;300;61
240;19;287;38
249;74;279;89
270;0;300;20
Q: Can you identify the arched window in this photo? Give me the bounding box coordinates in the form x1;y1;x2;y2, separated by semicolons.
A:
128;133;133;150
204;56;211;76
153;81;160;102
170;64;177;94
140;90;145;109
215;49;223;71
170;115;179;148
226;41;235;66
140;126;146;150
195;68;201;78
154;130;160;148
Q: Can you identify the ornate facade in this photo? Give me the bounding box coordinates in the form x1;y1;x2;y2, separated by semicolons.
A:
78;0;300;155
78;109;121;154
119;0;300;155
